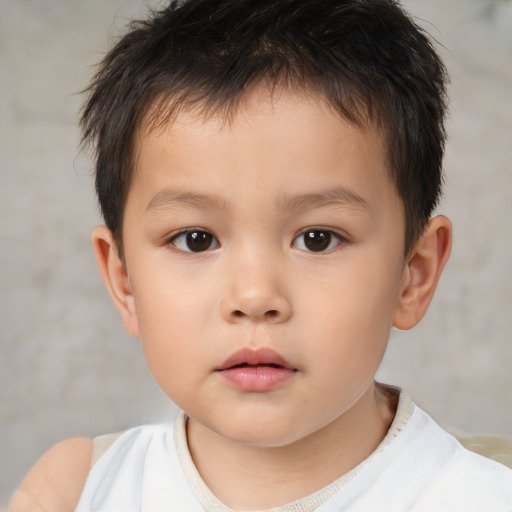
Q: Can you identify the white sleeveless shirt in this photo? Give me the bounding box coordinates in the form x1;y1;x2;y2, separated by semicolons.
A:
75;391;512;511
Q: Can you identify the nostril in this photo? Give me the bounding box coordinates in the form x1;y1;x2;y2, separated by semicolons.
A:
232;309;279;319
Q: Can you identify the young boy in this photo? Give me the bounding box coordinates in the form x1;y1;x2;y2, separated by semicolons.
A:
10;0;512;510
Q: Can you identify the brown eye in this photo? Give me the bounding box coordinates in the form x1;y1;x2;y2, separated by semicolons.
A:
172;230;219;253
304;231;331;252
293;229;341;252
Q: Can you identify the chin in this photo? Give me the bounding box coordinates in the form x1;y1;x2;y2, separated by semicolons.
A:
215;416;312;449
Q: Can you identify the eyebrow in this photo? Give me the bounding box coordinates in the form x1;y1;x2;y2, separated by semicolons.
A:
277;186;368;212
146;190;229;212
146;185;368;214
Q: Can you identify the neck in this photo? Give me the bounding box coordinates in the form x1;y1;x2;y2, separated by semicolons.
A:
186;382;397;510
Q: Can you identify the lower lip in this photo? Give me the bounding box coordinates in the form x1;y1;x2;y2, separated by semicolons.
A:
218;366;296;392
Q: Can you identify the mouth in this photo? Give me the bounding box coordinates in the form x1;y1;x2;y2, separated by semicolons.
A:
217;348;295;371
216;348;297;392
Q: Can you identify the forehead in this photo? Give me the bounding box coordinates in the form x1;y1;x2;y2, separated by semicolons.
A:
138;83;382;154
129;87;397;216
136;87;386;168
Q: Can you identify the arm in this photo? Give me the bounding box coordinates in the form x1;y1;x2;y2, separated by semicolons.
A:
8;437;93;512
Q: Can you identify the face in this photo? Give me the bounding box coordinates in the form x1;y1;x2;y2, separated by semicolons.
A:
118;89;409;448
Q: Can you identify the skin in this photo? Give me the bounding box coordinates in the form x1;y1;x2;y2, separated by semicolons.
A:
8;438;92;512
10;88;451;511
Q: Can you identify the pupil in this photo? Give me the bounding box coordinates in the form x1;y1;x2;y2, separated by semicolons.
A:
186;231;212;252
304;231;331;252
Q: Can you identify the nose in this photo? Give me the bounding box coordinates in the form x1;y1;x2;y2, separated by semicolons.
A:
221;257;292;324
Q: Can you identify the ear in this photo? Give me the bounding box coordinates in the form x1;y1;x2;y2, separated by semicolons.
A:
91;226;140;338
393;215;452;330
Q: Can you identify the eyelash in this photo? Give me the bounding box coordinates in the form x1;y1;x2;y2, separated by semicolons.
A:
167;227;346;254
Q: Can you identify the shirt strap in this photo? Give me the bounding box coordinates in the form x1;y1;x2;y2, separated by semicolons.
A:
90;431;124;468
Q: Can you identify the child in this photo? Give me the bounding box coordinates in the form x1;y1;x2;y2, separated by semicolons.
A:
10;0;512;510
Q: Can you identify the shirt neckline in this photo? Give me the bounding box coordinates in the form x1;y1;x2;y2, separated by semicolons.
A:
173;384;415;512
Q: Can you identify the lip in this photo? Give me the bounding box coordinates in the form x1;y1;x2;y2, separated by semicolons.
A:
216;348;297;392
218;348;294;371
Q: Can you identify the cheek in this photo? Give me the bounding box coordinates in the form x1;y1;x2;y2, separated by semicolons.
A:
131;259;213;334
130;275;211;384
303;256;402;368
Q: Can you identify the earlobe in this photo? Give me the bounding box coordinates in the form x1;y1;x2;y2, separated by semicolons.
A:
393;216;452;330
91;226;140;338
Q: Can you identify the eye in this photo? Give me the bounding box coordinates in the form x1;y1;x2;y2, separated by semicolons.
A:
170;229;219;253
293;229;343;253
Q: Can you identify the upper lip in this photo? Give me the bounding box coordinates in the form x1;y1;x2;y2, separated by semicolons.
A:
216;348;295;371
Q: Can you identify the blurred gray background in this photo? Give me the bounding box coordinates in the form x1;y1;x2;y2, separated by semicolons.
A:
1;0;511;504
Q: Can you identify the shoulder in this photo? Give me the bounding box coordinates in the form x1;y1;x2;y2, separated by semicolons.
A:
418;442;512;509
9;437;93;512
73;423;182;510
408;406;512;506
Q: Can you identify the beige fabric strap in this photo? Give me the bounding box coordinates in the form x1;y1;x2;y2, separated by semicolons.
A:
453;432;512;469
91;431;123;468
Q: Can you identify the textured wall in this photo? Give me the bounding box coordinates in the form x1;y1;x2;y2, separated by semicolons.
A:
1;0;511;503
